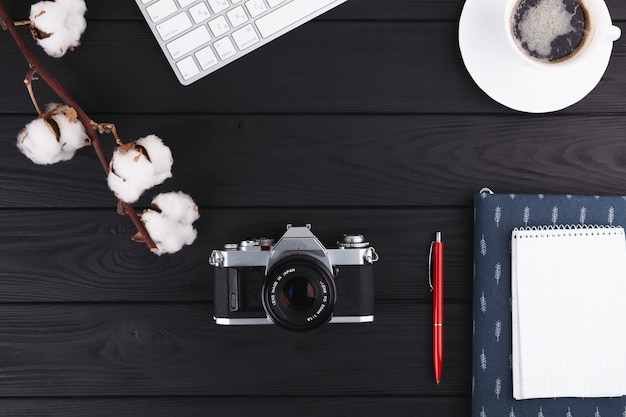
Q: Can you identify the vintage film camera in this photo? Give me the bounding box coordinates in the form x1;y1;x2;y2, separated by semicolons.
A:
209;224;379;331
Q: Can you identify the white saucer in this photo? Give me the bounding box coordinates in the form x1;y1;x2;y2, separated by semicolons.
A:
458;0;615;113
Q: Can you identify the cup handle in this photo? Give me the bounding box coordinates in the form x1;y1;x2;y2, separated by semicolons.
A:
607;25;621;42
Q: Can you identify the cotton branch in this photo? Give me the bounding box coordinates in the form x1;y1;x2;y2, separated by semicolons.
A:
0;0;158;252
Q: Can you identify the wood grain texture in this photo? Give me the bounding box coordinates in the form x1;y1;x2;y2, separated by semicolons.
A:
2;115;626;208
0;397;469;417
1;0;623;414
0;303;472;396
0;208;473;302
0;21;624;114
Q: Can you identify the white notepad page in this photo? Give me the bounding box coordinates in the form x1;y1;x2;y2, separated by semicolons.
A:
511;225;626;400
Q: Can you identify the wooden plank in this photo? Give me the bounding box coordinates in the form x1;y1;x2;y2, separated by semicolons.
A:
3;0;625;21
2;114;626;208
78;0;503;21
0;208;473;302
0;302;472;396
0;396;469;417
0;22;624;114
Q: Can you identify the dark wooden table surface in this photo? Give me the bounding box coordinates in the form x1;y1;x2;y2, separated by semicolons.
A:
0;1;625;416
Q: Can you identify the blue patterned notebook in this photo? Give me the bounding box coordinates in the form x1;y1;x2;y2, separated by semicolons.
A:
472;190;626;417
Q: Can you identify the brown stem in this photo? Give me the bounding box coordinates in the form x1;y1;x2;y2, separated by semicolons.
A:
0;0;157;252
24;66;42;116
91;121;124;145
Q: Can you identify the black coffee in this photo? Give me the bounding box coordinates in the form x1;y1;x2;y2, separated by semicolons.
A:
511;0;589;63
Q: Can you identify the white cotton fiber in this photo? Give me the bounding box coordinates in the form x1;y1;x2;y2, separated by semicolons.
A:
56;0;87;15
16;103;89;165
142;212;198;255
151;191;200;224
106;172;145;204
45;103;90;153
140;192;200;255
17;118;67;165
29;0;87;57
107;135;173;203
30;2;67;33
136;135;174;186
109;146;159;190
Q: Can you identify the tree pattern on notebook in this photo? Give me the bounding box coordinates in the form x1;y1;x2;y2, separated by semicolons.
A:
495;206;502;227
494;263;501;285
551;206;559;224
472;192;626;417
495;378;502;399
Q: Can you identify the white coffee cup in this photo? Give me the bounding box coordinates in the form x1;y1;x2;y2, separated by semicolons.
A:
504;0;621;68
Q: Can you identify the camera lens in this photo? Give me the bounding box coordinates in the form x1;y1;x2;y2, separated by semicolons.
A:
263;255;336;331
281;277;316;311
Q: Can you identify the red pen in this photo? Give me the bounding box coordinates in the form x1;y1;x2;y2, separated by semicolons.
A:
430;231;444;384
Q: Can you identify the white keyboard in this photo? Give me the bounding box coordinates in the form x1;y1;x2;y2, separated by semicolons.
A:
135;0;348;85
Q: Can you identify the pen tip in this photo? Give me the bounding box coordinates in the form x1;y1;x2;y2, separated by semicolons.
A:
437;381;440;385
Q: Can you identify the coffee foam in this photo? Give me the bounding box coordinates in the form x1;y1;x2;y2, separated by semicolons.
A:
512;0;588;63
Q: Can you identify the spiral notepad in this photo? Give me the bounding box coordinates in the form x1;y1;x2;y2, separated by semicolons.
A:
511;225;626;400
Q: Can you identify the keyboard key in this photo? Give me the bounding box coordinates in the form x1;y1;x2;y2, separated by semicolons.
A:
207;0;229;13
245;0;267;18
146;0;177;22
226;6;248;28
267;0;285;6
176;56;200;79
195;46;219;69
166;25;211;58
214;36;236;60
256;0;337;38
208;15;230;37
232;24;259;50
177;0;196;6
189;1;211;23
156;12;192;41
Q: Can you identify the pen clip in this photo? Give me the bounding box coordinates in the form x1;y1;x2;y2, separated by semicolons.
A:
428;240;434;292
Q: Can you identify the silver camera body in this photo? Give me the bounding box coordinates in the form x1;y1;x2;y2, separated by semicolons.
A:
209;224;379;331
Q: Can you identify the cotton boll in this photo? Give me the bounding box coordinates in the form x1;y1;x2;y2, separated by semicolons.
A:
16;105;89;165
16;118;68;165
139;192;199;254
151;192;199;224
107;135;173;203
141;211;198;255
29;0;87;57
